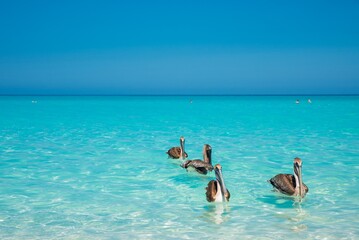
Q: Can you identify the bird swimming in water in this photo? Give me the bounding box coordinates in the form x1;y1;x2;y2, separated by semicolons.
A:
181;144;213;174
167;136;188;160
206;164;230;202
268;157;308;198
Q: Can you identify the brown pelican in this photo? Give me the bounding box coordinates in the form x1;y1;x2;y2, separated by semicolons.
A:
167;136;188;160
181;144;213;174
268;157;309;198
206;164;230;202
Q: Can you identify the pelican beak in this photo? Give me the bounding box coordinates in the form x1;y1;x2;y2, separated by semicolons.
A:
206;145;212;164
180;137;185;160
294;161;304;197
207;147;212;157
298;164;303;197
215;166;228;202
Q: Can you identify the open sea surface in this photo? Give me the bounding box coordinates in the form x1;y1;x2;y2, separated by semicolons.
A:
0;96;358;239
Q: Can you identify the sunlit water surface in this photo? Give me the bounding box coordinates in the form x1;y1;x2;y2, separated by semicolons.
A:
0;96;358;239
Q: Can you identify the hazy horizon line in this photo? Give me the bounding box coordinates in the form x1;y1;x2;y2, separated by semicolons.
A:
1;93;358;97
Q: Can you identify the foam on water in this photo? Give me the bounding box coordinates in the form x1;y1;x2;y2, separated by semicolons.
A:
0;96;359;239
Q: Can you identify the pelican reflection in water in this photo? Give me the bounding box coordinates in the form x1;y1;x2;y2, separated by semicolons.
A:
202;203;230;224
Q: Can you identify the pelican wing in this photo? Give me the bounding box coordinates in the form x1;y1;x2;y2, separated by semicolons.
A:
225;189;231;201
167;147;187;159
269;174;296;195
182;160;213;174
167;147;181;158
303;183;309;193
206;180;218;202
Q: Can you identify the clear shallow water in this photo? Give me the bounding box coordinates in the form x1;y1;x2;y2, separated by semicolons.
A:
0;96;358;239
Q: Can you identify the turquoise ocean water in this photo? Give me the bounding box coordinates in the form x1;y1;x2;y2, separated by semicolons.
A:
0;96;358;239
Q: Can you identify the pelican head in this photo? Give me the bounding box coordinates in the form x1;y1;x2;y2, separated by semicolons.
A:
214;164;229;202
293;157;304;197
203;144;212;164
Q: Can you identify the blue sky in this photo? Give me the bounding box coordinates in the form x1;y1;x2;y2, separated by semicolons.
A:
0;0;358;95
